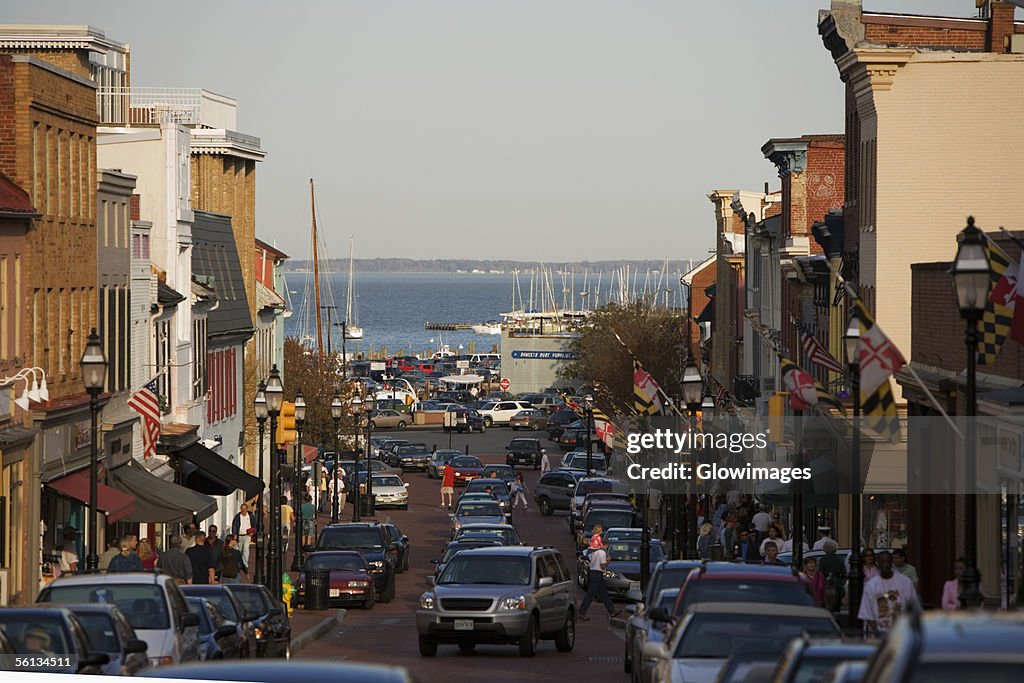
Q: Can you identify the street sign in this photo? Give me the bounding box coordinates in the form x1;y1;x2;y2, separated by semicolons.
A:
370;361;386;371
456;360;470;369
499;377;510;391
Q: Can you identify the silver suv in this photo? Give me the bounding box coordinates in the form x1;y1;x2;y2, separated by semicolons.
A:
417;546;575;657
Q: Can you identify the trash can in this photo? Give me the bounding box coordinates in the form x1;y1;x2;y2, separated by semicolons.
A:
304;567;331;610
360;496;376;517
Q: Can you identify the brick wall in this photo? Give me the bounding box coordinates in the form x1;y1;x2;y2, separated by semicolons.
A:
0;56;14;178
0;48;92;79
864;23;986;51
806;141;846;232
686;260;716;360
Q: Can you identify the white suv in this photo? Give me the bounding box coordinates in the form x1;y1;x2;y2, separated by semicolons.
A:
477;400;532;427
37;571;200;667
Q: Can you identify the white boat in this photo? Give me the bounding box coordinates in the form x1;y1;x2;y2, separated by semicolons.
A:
471;321;501;335
344;235;364;339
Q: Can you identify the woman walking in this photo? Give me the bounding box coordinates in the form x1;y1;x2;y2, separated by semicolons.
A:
138;539;158;570
511;472;529;511
219;534;248;584
696;522;714;560
803;556;826;608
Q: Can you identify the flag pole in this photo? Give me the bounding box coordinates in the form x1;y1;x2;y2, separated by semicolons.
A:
612;331;685;416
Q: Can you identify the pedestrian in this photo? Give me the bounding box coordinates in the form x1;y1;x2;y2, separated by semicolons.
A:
577;540;621;622
780;533;809;555
301;494;317;546
696;522;714;560
511;472;528;511
817;540;846;611
720;514;738;552
762;541;785;565
812;526;836;551
108;543;143;572
186;530;216;584
589;523;606;550
330;470;347;513
862;549;879;582
751;505;772;535
759;525;783;558
206;525;225;580
160;535;193;585
231;503;254;566
138;539;158;570
280;500;294;554
99;539;120;570
803;556;826;608
320;468;329;512
711;495;729;535
771;512;787;539
219;534;248;584
732;527;759;563
648;488;663;533
941;557;965;610
59;536;79;575
540;448;550;474
858;551;918;636
440;461;455;509
892;548;919;592
183;523;198;549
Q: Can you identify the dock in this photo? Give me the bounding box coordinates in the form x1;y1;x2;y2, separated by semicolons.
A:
424;322;476;330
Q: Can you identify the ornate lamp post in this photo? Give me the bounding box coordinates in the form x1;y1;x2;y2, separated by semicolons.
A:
253;381;268;585
844;319;863;627
681;359;703;560
264;365;284;601
584;394;594;475
291;390;306;571
364;394;376;517
952;217;989;608
80;328;107;572
331;392;343;524
351;395;363;522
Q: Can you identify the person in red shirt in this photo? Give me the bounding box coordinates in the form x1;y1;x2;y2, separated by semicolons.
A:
440;462;455;510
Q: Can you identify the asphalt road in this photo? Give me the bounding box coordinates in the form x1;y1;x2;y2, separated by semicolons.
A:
299;424;628;682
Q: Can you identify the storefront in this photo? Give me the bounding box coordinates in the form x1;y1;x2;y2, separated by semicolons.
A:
0;426;35;605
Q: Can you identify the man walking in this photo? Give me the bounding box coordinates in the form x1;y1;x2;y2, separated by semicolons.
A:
540;448;550;474
858;551;918;636
231;504;253;566
186;530;216;584
752;505;772;536
892;549;919;592
107;542;143;572
732;528;759;563
578;537;620;622
812;526;836;551
160;535;193;585
330;469;347;513
99;539;120;570
440;461;455;509
206;525;225;581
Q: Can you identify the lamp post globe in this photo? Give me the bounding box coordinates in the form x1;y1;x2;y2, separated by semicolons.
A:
265;366;284;413
80;328;107;572
681;358;703;559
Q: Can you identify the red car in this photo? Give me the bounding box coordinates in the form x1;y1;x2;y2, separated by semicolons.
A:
297;550;376;609
449;454;484;486
669;563;814;619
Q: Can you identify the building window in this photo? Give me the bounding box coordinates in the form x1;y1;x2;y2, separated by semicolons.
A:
131;232;150;260
193;317;207;402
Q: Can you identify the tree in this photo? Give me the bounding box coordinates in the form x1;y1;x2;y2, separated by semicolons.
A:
560;302;687;413
283;338;358;451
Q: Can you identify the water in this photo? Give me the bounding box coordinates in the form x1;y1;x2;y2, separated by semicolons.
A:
283;272;515;357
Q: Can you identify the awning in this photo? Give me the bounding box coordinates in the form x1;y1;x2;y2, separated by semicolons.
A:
47;469;137;524
108;461;218;523
437;374;486;385
695;300;714;323
177;442;263;499
303;444;319;464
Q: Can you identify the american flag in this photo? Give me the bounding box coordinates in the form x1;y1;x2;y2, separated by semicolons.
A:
794;319;845;374
128;379;162;459
716;383;728;404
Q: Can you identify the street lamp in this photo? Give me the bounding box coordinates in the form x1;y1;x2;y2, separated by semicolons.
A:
844;317;863;628
953;216;989;608
682;359;703;560
253;381;268;585
584;394;594;475
80;328;107;572
291;390;306;572
331;392;343;524
351;395;363;522
265;365;284;601
364;394;376;517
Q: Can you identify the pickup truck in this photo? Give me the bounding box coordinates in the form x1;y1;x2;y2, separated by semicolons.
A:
505;438;544;470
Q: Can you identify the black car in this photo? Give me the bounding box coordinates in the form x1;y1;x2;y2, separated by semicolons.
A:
770;637;875;683
382;523;412;573
186;597;242;661
444;407;486;433
546;410;579;439
221;584;291;659
316;523;398;602
0;607;109;674
63;603;151;675
180;585;259;659
144;660;414;683
391;443;432;471
505;437;544;469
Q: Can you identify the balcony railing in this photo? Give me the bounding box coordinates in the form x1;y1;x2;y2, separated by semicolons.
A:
97;87;237;129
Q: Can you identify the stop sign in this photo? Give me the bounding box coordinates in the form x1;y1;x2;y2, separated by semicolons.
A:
499;377;510;391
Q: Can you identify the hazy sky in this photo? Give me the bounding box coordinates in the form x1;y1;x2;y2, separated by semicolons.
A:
9;1;991;261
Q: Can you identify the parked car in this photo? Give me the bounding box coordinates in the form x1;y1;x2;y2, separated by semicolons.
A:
337;459;402;479
149;660;415;683
460;478;511;516
426;449;462;478
36;570;201;667
371;474;410;509
576;539;664;597
62;602;152;675
391;444;432;472
221;584;291;659
430;539;504;580
563;451;607;474
570;490;635;535
477;400;533;427
296;551;375;609
555;428;589;451
505;437;545;469
768;637;875;683
376;440;410;460
179;585;259;659
546;410;579;439
569;478;631;527
0;607;111;674
417;546;576;657
368;409;408;430
450;500;505;537
533;468;588;516
444;407;487;433
449;454;484;486
186;597;242;661
715;652;784;683
315;523;399;603
382;523;412;573
480;464;516;484
664;564;814;620
451;523;522;546
509;409;549;431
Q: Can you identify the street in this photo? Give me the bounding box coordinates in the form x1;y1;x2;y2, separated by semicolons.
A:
298;425;627;682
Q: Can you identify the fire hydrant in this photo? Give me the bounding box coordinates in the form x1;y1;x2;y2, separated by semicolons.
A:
282;573;295;616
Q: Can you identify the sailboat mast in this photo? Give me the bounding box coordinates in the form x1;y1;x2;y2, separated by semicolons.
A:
311;178;325;356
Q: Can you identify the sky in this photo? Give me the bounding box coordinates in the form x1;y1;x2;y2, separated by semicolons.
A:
7;1;994;262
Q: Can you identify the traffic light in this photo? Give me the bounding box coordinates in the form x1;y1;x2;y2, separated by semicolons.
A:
768;392;787;444
276;401;297;448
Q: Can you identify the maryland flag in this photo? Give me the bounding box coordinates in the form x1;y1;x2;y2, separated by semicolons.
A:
850;301;902;444
591;407;621;450
633;359;665;416
780;358;844;413
978;235;1013;365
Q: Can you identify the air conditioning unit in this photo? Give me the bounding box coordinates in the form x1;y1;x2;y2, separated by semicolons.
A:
1011;34;1024;54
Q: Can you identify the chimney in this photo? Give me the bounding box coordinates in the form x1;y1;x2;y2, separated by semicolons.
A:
980;0;1015;53
129;194;141;221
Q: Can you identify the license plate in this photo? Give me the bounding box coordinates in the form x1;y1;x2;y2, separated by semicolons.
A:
329;589;340;597
629;582;640;591
453;619;474;631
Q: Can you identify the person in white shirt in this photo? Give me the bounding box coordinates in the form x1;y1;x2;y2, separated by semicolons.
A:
540;449;550;474
780;536;809;554
578;541;620;621
752;506;772;534
329;471;347;514
759;526;783;557
231;503;253;563
59;543;79;575
858;551;918;636
812;526;836;551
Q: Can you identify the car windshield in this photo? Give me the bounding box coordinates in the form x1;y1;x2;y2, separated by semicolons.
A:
182;589;241;620
585;511;634;531
0;613;72;655
650;567;697;599
677;580;814;614
908;663;1024;683
226;586;271;615
305;554;366;571
456;528;518;544
480;402;497;410
674;614;839;658
375;476;403;487
441;542;497;563
607;541;665;562
457;503;502;517
509;440;537;449
452;456;482;468
577;481;614;496
397;445;428;455
74;612;120;652
466;480;509;495
39;583;170;630
438;555;532;585
571;455;606;467
319;527;384;549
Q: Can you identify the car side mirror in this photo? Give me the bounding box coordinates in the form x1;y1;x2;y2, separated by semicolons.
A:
537;576;554;588
401;536;409;543
268;607;283;617
244;611;259;622
642;641;668;660
179;612;200;629
647;607;671;623
216;624;237;639
404;483;410;487
124;639;148;654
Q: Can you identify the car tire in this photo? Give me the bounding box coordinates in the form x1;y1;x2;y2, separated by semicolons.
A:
457;427;464;433
483;416;493;428
578;572;588;590
479;423;486;433
381;574;396;602
554;610;575;653
400;504;409;511
518;614;539;657
538;497;553;516
533;458;540;470
624;638;632;673
457;642;476;653
363;591;375;610
418;636;437;657
397;421;406;430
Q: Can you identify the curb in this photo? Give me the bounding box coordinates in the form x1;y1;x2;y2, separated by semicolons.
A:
290;608;346;655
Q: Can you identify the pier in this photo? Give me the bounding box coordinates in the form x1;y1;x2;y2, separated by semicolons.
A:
423;321;475;330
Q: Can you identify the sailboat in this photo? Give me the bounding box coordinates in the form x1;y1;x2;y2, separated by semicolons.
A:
344;236;364;339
